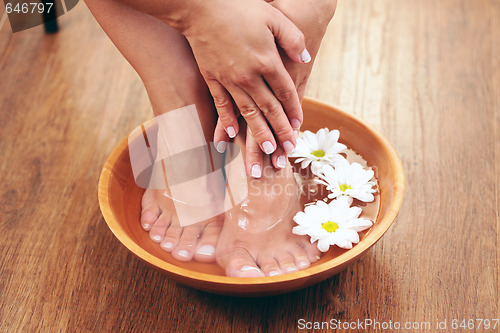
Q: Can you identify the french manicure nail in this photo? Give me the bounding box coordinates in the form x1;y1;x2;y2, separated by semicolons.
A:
197;244;215;256
262;141;275;154
251;164;262;178
215;141;227;153
283;140;294;154
300;49;311;63
290;118;301;130
177;250;189;258
277;155;286;169
227;126;236;138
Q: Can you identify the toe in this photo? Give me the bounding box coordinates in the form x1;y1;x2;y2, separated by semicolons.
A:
299;239;322;263
218;247;265;278
275;251;299;274
160;220;182;252
194;218;223;263
288;245;311;270
140;191;161;231
171;224;203;262
148;212;170;243
256;256;283;277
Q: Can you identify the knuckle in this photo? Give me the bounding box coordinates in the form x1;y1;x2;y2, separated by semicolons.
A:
233;71;252;87
213;95;230;109
274;88;296;102
239;105;260;119
258;101;282;119
273;126;292;139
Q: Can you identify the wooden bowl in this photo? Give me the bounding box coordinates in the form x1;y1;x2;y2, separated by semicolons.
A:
98;98;405;297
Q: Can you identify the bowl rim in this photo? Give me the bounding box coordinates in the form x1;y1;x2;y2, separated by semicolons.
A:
98;97;405;286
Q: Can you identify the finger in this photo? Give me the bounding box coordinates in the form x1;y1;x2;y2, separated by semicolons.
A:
246;127;264;178
271;146;287;170
226;85;277;155
264;63;303;136
213;118;229;153
206;79;239;139
268;10;311;64
241;77;296;155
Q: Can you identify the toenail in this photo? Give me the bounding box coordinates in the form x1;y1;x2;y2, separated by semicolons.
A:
151;235;162;242
269;271;281;276
240;265;261;272
197;245;215;256
177;250;190;258
286;266;298;273
142;224;150;229
161;242;173;249
315;255;321;260
298;261;309;268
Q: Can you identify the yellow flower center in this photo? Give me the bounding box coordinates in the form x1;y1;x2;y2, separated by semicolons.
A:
312;149;325;158
339;184;352;192
322;221;339;233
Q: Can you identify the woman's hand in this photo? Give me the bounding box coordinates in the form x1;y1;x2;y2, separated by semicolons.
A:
178;0;311;156
214;0;337;177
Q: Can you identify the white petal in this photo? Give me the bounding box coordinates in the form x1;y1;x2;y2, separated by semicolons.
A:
317;238;331;252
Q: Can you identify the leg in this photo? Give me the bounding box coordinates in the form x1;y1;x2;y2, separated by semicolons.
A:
85;0;221;262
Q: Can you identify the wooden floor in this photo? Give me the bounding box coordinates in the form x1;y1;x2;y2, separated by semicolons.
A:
0;1;498;332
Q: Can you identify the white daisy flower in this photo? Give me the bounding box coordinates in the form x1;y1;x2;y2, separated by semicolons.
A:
289;128;347;175
292;197;373;252
316;158;376;202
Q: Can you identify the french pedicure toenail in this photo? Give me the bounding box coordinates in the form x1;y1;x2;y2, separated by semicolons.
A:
262;141;275;154
269;271;281;277
298;261;309;268
151;235;162;242
142;224;150;229
226;126;236;138
251;164;262;178
161;242;173;249
197;244;215;256
315;255;321;260
177;250;190;258
277;155;286;169
286;266;298;273
215;141;227;153
283;141;294;154
240;265;261;272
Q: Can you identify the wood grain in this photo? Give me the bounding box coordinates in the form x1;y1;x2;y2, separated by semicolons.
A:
0;1;498;332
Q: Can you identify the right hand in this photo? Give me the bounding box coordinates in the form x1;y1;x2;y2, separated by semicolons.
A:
177;0;310;156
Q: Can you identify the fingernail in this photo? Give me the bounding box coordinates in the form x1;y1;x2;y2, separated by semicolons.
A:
251;164;262;178
300;49;311;63
290;118;301;130
197;244;215;256
177;250;190;258
240;265;261;272
294;130;299;139
286;266;298;272
277;155;286;169
227;126;236;138
262;141;275;154
283;140;294;154
151;235;162;243
161;241;173;249
215;141;227;153
269;271;281;276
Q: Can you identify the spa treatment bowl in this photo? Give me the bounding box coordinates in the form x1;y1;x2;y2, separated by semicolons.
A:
98;98;405;297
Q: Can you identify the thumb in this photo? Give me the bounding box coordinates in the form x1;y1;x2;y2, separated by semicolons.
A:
268;10;311;64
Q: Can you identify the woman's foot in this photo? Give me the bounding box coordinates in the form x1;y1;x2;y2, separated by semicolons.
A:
141;188;223;263
216;160;321;277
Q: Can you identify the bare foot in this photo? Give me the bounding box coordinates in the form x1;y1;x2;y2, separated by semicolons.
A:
141;188;223;263
216;161;321;277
